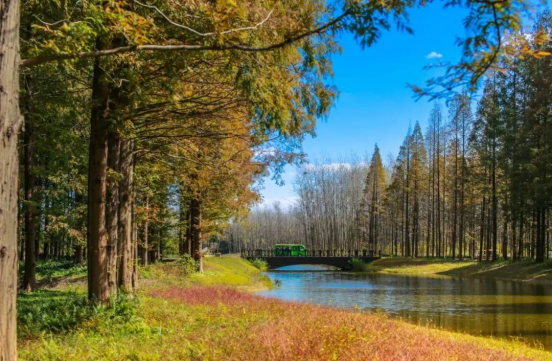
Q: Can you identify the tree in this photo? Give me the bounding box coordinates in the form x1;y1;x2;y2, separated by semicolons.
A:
359;145;386;252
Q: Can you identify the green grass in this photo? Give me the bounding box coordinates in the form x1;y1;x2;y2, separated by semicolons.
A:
368;257;552;282
190;256;273;291
368;257;476;275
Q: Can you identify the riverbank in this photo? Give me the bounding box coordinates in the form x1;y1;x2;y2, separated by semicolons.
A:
368;257;552;283
18;257;552;360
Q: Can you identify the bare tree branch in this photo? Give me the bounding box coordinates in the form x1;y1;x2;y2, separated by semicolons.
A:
133;0;273;37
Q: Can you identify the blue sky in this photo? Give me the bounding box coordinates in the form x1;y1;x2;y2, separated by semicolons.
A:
258;3;514;206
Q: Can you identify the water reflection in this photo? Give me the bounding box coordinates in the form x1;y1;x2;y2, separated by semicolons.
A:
258;266;552;350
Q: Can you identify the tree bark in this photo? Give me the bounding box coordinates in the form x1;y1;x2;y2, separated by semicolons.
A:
22;109;36;291
0;0;22;358
117;139;133;292
142;194;149;265
75;245;83;265
87;38;111;303
190;195;203;272
21;18;36;292
106;130;120;294
131;185;138;289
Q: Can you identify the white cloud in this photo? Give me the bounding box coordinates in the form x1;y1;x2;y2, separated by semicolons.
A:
258;196;298;208
425;51;443;59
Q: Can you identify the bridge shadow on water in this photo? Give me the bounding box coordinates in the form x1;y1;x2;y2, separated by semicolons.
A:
269;265;340;272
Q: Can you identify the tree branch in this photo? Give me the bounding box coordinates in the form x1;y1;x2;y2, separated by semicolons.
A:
20;11;350;68
133;0;273;37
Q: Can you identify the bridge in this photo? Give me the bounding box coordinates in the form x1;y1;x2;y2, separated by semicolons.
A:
241;249;380;270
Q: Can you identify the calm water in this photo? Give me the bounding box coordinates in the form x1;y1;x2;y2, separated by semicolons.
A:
258;265;552;350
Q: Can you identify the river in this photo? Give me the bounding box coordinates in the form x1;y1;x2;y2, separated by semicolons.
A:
257;265;552;350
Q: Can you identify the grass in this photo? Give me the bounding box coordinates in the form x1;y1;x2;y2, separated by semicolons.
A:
18;260;88;288
17;256;552;360
368;258;477;275
368;257;552;283
188;255;273;291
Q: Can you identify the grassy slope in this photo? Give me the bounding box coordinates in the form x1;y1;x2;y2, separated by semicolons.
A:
18;257;552;361
368;257;552;283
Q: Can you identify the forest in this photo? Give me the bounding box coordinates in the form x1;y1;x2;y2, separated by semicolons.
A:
0;0;549;360
228;14;552;262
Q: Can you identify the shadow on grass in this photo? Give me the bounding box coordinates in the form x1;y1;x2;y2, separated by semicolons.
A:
438;259;552;282
17;289;90;338
17;288;142;339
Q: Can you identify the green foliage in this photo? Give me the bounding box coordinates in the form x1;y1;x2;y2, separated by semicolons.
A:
248;258;268;271
350;258;368;272
17;290;142;339
177;254;199;274
33;260;87;280
17;290;90;337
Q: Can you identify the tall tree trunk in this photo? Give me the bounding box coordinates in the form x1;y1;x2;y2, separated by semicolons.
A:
518;212;524;259
87;38;111;303
0;0;21;357
142;194;149;265
479;196;486;262
43;194;50;260
502;217;508;260
75;245;83;265
536;206;545;263
22;82;36;292
452;131;458;260
512;218;517;261
179;185;187;255
190;195;203;272
106;130;120;295
492;143;498;261
117;139;134;292
131;178;138;289
185;200;192;255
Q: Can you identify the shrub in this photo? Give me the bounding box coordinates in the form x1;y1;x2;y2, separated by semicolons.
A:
177;254;199;274
248;258;268;271
350;258;367;271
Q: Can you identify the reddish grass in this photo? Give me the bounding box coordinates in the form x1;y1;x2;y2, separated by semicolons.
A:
151;286;549;361
151;287;258;306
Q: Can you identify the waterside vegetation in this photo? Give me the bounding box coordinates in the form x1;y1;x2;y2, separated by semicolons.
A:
368;257;552;283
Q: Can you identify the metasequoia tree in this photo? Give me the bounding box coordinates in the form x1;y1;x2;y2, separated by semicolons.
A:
358;145;386;251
